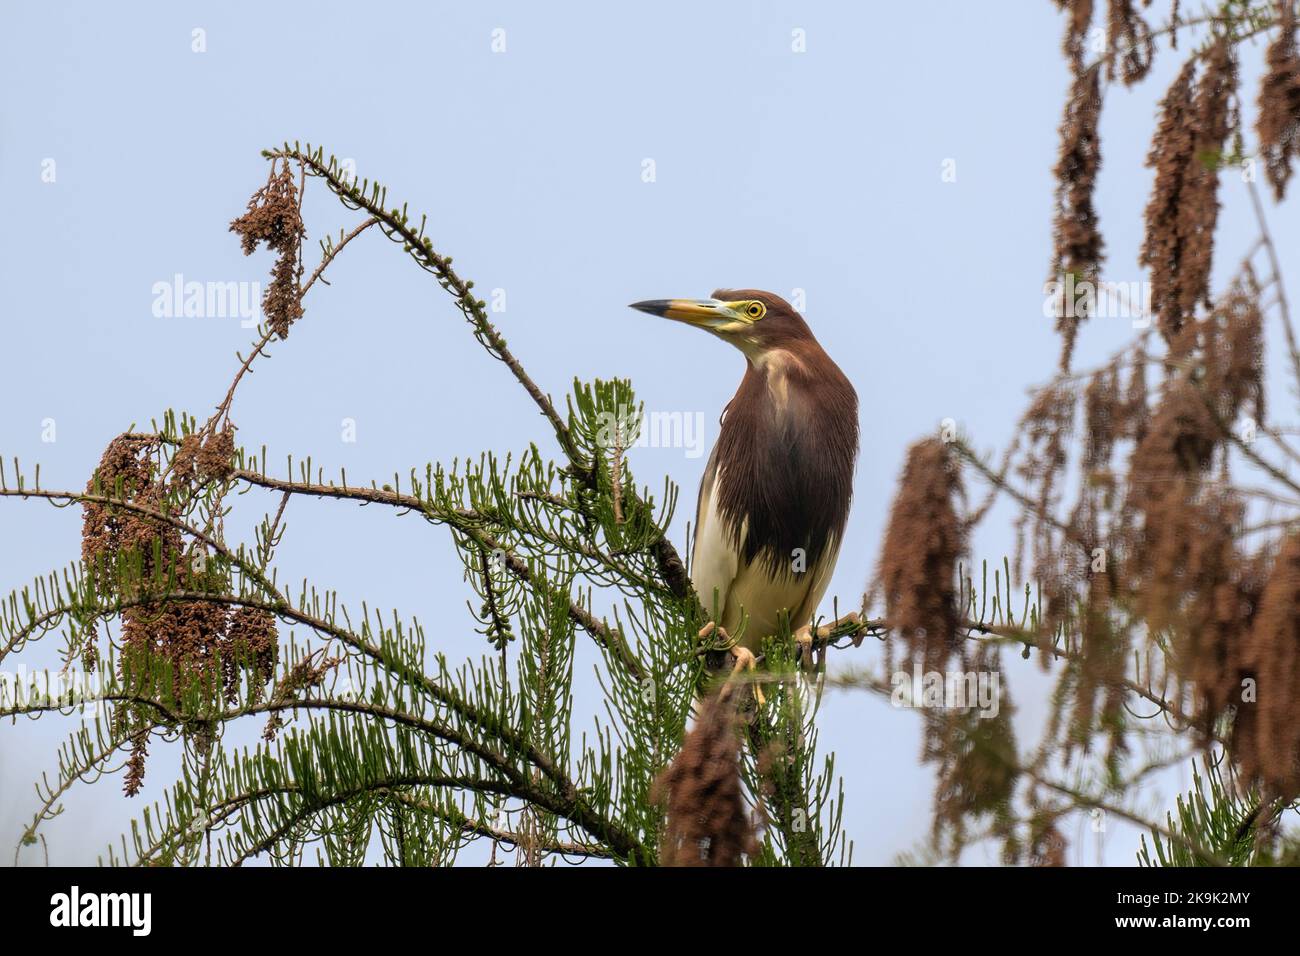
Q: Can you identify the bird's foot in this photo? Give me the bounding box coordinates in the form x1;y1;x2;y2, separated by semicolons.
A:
726;643;765;707
793;625;817;672
794;612;863;671
699;622;765;706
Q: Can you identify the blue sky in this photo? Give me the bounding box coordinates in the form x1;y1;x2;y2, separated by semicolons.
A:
2;1;1291;866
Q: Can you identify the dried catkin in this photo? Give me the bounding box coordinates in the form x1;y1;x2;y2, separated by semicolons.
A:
1178;489;1253;727
1141;41;1239;351
877;438;965;670
1106;0;1154;86
1258;4;1300;200
1124;379;1218;634
1057;0;1095;73
1202;275;1264;426
1051;66;1105;369
655;693;758;866
230;161;305;339
1232;534;1300;799
83;434;278;795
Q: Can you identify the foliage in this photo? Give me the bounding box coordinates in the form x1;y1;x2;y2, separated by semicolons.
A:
1138;758;1297;867
1;144;849;867
8;1;1300;867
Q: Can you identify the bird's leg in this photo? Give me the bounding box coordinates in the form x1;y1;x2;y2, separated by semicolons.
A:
794;612;862;671
699;622;765;706
793;625;815;671
726;644;764;707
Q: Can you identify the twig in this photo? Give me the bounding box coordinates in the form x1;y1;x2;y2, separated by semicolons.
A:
227;468;643;676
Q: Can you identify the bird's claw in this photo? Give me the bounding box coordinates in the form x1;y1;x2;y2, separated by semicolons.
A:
794;612;862;671
793;625;818;672
699;622;765;706
727;644;765;707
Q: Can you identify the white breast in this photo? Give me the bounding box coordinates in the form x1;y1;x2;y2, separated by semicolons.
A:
691;457;841;652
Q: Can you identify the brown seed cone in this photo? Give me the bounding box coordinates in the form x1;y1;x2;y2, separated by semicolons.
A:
654;692;758;867
1202;276;1265;426
84;432;278;795
1234;534;1300;799
1258;3;1300;200
1051;66;1105;369
124;731;149;798
1056;0;1095;73
1082;363;1122;473
1124;379;1219;634
82;435;170;581
1123;350;1150;445
878;438;966;671
230;160;305;339
1177;490;1255;727
195;425;237;482
1141;40;1238;350
1105;0;1154;86
224;607;280;704
230;161;303;256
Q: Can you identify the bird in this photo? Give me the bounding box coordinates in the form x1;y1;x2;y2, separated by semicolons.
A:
629;290;859;695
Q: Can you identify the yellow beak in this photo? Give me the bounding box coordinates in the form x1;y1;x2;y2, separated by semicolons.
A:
629;298;746;331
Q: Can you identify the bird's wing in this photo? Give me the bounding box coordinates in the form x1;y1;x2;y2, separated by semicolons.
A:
691;444;739;625
724;550;826;647
694;447;838;648
789;533;843;631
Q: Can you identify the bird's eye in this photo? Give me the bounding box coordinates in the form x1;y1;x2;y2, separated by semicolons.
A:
746;302;765;319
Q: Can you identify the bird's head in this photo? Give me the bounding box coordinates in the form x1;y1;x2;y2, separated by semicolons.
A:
629;289;814;361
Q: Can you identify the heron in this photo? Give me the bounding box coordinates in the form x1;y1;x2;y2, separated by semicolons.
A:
630;290;860;695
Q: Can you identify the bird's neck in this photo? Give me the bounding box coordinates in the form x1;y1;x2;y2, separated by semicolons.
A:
734;345;851;425
713;344;859;573
720;345;859;480
744;348;805;419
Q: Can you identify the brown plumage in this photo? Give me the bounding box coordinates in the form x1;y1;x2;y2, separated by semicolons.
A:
630;290;858;655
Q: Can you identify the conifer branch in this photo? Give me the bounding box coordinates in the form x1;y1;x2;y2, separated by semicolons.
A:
260;145;694;604
223;467;644;674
